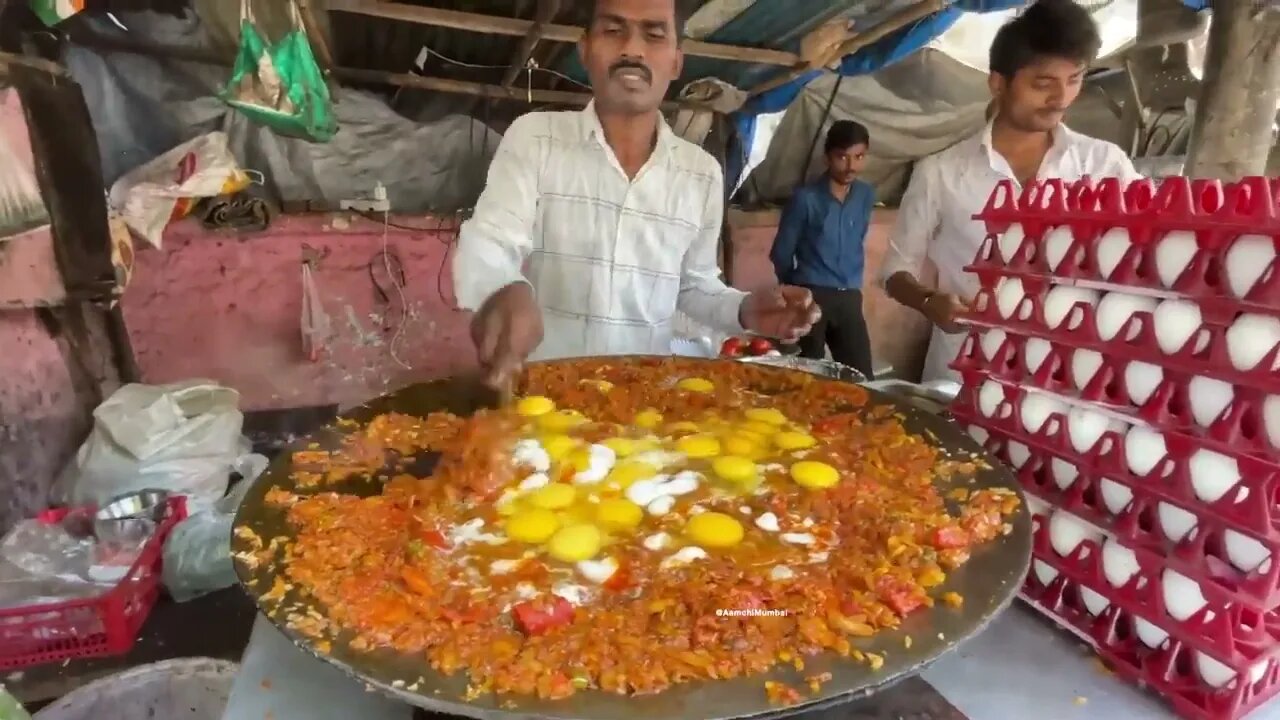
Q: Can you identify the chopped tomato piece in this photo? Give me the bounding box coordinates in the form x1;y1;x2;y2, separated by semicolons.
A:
400;566;435;597
747;337;773;355
417;528;450;549
875;575;925;617
512;596;575;635
602;562;632;592
932;526;970;550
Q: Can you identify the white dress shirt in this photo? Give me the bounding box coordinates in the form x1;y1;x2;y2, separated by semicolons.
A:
452;103;747;361
880;121;1142;382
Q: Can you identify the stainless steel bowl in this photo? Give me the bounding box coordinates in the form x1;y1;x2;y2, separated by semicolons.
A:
94;489;170;523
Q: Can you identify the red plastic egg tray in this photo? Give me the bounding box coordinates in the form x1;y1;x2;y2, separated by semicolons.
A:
955;175;1280;719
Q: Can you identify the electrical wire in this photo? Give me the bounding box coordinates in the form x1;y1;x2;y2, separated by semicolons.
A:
417;44;590;90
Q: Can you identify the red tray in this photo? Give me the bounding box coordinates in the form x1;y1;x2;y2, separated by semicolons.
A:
0;496;187;669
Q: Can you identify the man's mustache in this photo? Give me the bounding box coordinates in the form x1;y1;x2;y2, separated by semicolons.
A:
609;61;652;83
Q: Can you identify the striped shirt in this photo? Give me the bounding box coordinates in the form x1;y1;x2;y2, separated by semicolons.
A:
452;103;746;361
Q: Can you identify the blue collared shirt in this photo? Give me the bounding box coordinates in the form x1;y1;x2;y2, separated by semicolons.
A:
769;178;874;290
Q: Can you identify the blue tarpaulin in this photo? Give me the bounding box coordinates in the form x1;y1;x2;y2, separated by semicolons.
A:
727;0;1024;190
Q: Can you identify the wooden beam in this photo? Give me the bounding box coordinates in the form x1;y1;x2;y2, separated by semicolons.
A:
0;50;70;78
66;32;708;111
746;0;949;98
327;0;801;67
502;0;560;88
1184;5;1280;179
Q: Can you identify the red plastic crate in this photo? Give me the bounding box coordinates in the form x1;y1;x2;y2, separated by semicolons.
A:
952;329;1280;458
0;496;187;669
958;175;1280;720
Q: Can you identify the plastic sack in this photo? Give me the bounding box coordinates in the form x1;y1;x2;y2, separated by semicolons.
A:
222;0;337;144
107;132;251;249
161;454;267;603
56;381;247;512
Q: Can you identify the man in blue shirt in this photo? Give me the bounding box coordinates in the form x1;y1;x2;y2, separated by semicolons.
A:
769;120;875;378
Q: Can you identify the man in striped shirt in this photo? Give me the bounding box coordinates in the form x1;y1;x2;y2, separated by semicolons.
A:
452;0;820;387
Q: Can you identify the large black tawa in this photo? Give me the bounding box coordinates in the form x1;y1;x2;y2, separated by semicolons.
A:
232;356;1031;720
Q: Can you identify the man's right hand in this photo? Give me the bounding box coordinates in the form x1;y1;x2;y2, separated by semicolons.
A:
921;292;969;334
471;282;543;390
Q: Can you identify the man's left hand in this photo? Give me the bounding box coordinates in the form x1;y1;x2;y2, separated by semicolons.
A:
740;286;821;343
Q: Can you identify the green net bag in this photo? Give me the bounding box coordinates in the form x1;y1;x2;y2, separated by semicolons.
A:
222;0;337;143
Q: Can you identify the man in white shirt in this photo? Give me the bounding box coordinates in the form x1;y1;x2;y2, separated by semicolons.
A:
452;0;819;387
881;0;1142;383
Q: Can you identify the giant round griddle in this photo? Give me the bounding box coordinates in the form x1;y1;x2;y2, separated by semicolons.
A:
232;356;1031;720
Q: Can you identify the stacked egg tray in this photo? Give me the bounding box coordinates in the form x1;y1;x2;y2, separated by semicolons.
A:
948;174;1280;720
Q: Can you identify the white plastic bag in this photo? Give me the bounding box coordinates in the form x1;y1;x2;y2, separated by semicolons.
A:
162;454;266;603
57;380;246;511
107;132;251;249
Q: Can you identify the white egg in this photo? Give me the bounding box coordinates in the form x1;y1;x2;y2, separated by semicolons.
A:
1133;616;1169;649
1184;376;1233;428
1124;426;1168;478
1161;569;1208;621
1224;234;1276;299
1224;530;1272;574
1043;286;1099;330
1195;654;1269;690
1050;458;1079;490
1043;226;1078;271
661;546;709;569
643;532;672;551
1154;230;1199;288
1196;653;1236;689
1068;407;1123;454
1024;493;1050;518
1188;449;1242;504
1158;502;1198;543
1095;227;1132;279
1102;539;1141;588
1265;396;1280;450
518;472;551;491
968;425;990;445
577;557;619;584
1070;349;1105;391
647;495;676;516
1153;299;1206;355
780;532;816;546
1023;337;1054;375
1006;440;1031;469
1095;292;1158;342
1080;586;1111;616
980;328;1008;361
995;277;1029;320
1048;510;1103;557
512;439;552;473
754;512;781;532
1124;361;1164;406
978;380;1006;418
1226;313;1280;372
998;223;1028;263
770;565;796;581
1098;478;1134;515
1020;391;1066;434
1032;558;1060;586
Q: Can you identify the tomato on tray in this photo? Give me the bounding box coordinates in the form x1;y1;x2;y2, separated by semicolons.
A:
512;596;575;635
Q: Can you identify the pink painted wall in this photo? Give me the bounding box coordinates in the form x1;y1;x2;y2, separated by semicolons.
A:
725;207;933;381
0;90;86;531
120;214;475;411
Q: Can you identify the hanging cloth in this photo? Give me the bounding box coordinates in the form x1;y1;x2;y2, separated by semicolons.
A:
222;0;337;143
